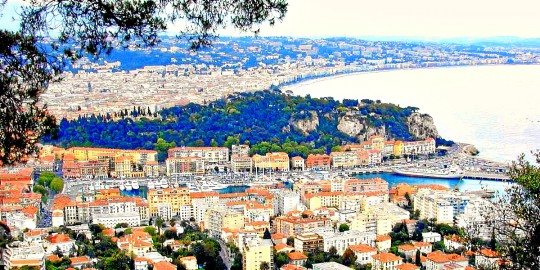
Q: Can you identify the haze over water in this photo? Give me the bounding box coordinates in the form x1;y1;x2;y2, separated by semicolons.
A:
286;65;540;163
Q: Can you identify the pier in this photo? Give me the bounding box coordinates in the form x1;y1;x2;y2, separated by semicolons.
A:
461;171;511;181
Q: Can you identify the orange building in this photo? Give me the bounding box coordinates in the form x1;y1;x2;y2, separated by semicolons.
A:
305;154;331;170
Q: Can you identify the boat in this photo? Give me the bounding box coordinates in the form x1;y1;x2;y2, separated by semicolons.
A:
132;181;140;190
119;184;126;191
391;166;463;179
125;182;132;191
160;178;169;189
147;181;155;189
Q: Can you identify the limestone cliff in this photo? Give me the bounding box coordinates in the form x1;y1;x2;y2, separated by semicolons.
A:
292;111;319;135
337;114;365;137
406;112;439;140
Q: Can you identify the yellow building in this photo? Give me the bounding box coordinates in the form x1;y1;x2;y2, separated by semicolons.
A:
370;135;385;152
351;210;392;235
252;152;290;171
147;187;191;218
393;141;404;157
242;238;273;270
330;151;358;168
68;147;157;164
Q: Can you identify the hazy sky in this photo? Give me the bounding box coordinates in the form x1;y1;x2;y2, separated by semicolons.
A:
2;0;539;38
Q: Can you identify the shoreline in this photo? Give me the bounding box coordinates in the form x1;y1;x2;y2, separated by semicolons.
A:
280;65;532;168
280;63;540;94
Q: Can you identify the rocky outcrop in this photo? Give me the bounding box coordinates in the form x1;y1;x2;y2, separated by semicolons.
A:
463;144;480;156
292;111;319;135
337;114;364;138
407;112;439;139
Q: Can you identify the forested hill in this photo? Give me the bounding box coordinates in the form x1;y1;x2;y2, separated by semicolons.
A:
43;90;450;161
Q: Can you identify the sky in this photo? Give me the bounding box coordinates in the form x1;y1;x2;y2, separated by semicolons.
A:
2;0;539;38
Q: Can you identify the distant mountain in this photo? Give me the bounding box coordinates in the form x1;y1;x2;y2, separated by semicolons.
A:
43;91;452;161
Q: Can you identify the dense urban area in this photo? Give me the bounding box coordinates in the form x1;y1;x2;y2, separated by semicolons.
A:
0;36;536;270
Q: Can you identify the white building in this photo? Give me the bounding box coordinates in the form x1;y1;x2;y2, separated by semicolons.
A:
422;232;442;243
92;212;141;228
413;189;475;224
313;262;351;270
276;191;300;215
2;242;45;270
317;230;376;255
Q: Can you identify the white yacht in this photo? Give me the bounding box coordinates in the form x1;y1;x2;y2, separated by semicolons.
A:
132;180;140;190
125;182;132;191
160;178;169;189
119;184;126;191
147;181;155;189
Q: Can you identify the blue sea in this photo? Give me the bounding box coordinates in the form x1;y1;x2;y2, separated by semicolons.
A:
285;65;540;164
354;173;510;194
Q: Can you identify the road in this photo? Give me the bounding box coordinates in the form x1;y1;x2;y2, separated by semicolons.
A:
218;239;232;270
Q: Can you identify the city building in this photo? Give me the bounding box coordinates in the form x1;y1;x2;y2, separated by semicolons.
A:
242;238;273;270
147;187;191;219
291;156;305;171
294;233;323;253
231;155;253;173
349;244;377;265
316;230;376;255
204;207;245;239
372;252;403;270
252;152;290;172
305;154;330;170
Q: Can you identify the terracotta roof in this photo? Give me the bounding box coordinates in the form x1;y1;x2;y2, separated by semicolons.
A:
153;261;177;270
288;251;308;260
280;264;306;270
372;252;402;262
275;243;294;252
47;254;62;262
376;235;391;242
70;256;91;264
396;263;420;270
271;233;286;240
398;244;416;251
478;248;501;258
47;233;71;244
349;244;377;253
413;241;432;248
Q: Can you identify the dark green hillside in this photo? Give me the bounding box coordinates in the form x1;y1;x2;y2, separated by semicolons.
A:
43;90;447;161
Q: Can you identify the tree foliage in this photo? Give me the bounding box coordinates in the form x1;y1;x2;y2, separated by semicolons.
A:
0;0;288;164
488;152;540;269
49;177;64;192
44;91;435;161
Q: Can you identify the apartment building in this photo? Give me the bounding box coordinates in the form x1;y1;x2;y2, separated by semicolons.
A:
294;233;323;253
204;207;245;238
2;242;45;270
274;216;332;237
231;155;253;173
167;147;229;166
413;189;474;225
147;187;191;219
317;230;376;255
291;156;305;171
305;154;330;170
166;157;205;175
242;238;273;270
252;152;290;172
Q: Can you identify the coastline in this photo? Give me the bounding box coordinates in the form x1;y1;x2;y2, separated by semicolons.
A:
279;65;537;168
280;63;540;94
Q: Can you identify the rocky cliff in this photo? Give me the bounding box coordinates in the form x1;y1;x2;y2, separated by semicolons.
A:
406;112;439;140
292;111;319;135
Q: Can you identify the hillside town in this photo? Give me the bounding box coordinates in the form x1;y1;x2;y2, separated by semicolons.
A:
0;136;506;270
41;37;540;121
